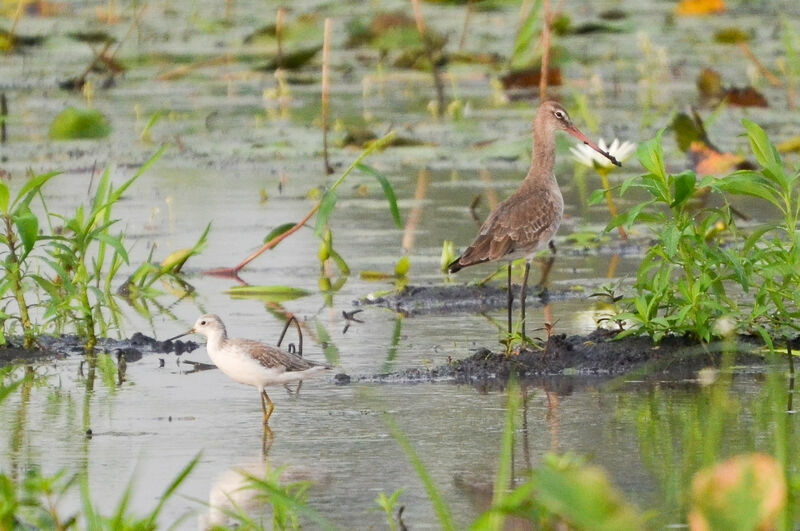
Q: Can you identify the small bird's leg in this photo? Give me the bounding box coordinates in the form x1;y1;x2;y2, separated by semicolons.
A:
520;260;532;339
296;380;303;396
507;263;513;337
262;425;274;457
261;390;275;424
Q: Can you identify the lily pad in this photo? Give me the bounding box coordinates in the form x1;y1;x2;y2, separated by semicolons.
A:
49;107;111;140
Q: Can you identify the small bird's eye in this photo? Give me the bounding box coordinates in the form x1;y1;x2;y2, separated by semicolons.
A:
200;320;206;325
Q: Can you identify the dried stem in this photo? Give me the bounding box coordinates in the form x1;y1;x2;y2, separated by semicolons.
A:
737;41;782;87
157;54;232;81
276;8;285;69
322;18;334;175
457;0;473;53
410;0;446;115
1;93;7;145
402;170;429;253
539;0;551;100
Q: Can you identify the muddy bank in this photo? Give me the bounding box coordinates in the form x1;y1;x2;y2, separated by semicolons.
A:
357;283;585;316
350;329;776;385
0;333;199;366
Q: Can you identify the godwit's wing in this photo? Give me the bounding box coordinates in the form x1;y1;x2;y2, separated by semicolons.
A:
449;184;563;272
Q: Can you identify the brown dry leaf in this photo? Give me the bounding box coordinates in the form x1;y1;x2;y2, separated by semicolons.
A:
723;86;768;107
676;0;726;15
500;68;562;91
689;141;745;176
95;6;121;24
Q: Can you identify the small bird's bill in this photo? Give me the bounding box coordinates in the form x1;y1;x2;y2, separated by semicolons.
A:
166;328;194;342
566;125;622;167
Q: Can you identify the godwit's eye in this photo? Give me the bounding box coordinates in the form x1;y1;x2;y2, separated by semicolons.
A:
554;110;566;120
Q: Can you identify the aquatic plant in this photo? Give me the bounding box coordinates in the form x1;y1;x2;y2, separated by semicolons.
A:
0;146;206;351
217;133;400;275
44;147;166;353
0;171;59;347
608;120;800;344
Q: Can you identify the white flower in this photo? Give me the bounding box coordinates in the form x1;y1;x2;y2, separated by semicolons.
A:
570;138;637;169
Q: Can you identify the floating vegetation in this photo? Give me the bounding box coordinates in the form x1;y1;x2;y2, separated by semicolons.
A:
48;107;111;140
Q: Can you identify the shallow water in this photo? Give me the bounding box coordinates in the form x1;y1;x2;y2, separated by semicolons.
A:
1;0;799;526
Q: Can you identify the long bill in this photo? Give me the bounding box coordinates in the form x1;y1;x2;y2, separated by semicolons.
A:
566;124;622;167
166;329;194;342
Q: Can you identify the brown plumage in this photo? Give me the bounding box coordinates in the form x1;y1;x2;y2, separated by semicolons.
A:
448;100;619;338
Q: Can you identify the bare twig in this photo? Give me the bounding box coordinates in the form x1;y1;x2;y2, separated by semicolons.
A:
157;54;233;81
457;0;473;53
402;169;429;253
411;0;446;115
737;41;782;87
539;0;551;100
276;8;285;69
0;93;7;145
321;18;334;175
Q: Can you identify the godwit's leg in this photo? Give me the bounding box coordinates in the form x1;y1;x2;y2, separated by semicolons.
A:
507;263;513;336
520;259;532;338
261;389;275;425
538;241;557;289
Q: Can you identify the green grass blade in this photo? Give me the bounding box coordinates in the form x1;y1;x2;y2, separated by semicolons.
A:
383;415;456;531
355;163;402;228
145;453;201;527
485;378;521;531
243;473;339;530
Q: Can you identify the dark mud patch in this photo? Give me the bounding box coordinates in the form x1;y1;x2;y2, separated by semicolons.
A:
0;333;199;366
350;329;774;385
357;283;584;316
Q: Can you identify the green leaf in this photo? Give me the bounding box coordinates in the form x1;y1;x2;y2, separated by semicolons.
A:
744;225;774;252
636;130;666;181
742;119;785;184
314;319;340;365
606;200;655;232
714;171;782;209
264;222;297;244
588;188;607;206
94;232;129;264
226;285;310;302
662;225;680;259
92;166;112;215
0;182;8;214
13;208;38;256
509;0;543;70
671;171;697;207
529;454;644;531
314;190;338;237
355;163;403;228
49;107;111;139
11;171;60;210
